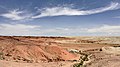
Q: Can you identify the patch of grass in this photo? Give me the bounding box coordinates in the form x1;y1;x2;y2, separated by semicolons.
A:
0;52;3;55
73;60;84;67
73;52;89;67
0;52;4;60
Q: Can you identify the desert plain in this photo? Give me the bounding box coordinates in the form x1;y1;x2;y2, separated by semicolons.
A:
0;36;120;67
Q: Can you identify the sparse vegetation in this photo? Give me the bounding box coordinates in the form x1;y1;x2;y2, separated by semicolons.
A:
0;36;120;67
0;52;4;60
0;52;3;55
73;60;84;67
73;51;89;67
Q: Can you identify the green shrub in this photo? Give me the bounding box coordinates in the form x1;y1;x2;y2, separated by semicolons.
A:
0;52;3;55
0;52;4;60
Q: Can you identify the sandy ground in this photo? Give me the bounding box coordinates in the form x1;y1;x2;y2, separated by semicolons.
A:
0;36;120;67
86;49;120;67
0;60;76;67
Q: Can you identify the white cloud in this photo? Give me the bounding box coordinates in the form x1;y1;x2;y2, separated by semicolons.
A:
0;24;86;36
32;2;120;18
0;2;119;20
87;25;120;33
0;24;120;36
38;25;120;36
0;9;32;21
0;24;40;35
114;16;120;18
38;27;87;35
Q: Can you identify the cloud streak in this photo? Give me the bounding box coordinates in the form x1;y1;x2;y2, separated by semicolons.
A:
0;2;119;20
0;23;40;35
114;16;120;18
87;25;120;34
0;9;32;21
40;25;120;35
32;2;120;18
0;23;120;36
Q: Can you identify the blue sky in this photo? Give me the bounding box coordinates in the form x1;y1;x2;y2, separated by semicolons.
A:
0;0;120;36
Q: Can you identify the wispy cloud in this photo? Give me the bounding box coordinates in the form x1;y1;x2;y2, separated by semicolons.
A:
0;9;32;21
0;2;119;20
32;2;120;18
0;23;120;36
0;5;8;10
40;28;85;34
0;23;40;35
40;25;120;36
113;16;120;18
87;25;120;34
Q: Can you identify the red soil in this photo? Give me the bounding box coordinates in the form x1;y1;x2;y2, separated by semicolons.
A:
0;36;78;63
